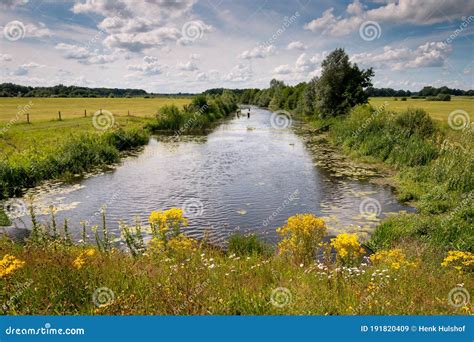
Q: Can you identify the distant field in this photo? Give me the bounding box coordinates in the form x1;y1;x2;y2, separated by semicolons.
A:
0;97;192;123
369;96;474;123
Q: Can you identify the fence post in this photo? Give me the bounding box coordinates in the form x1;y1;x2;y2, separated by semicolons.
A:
84;109;87;117
58;111;62;121
128;110;130;116
25;113;30;124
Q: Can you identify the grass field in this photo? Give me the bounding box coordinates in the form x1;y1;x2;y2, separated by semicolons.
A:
0;97;192;160
0;97;192;123
369;96;474;124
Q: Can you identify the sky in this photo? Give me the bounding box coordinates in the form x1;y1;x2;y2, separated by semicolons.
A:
0;0;473;93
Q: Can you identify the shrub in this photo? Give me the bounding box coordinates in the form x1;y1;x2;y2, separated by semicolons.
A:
276;213;327;264
394;108;434;138
400;97;407;101
330;233;365;265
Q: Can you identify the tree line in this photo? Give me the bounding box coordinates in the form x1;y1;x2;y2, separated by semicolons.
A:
233;48;472;118
0;83;148;98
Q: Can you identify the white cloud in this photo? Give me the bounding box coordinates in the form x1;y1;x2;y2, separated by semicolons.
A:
238;45;275;59
295;52;325;72
55;43;117;64
351;41;452;70
286;41;307;51
1;0;28;9
11;62;43;76
25;22;52;38
0;53;12;62
72;0;210;52
196;72;207;81
271;52;325;81
304;0;474;37
103;27;181;52
127;56;166;76
177;61;198;71
223;63;253;82
273;64;292;75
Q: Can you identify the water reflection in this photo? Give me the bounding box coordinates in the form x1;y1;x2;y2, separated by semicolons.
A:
11;107;414;245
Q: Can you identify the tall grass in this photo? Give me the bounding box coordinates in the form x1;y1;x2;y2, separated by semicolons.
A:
0;208;471;315
318;105;473;251
147;92;238;133
0;128;149;199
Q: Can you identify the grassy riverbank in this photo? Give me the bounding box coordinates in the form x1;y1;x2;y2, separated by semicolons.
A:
0;93;237;217
303;105;473;252
369;96;473;123
0;97;192;123
0;208;472;315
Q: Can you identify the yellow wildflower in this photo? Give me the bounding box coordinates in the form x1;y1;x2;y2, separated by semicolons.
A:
330;233;364;265
73;248;97;269
441;250;474;274
277;213;327;264
168;234;198;256
0;254;25;278
149;208;188;239
370;249;416;270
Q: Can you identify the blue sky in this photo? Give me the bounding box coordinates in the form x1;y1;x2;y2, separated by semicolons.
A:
0;0;473;93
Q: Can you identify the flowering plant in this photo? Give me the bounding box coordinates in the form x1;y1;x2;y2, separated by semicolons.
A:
277;213;327;264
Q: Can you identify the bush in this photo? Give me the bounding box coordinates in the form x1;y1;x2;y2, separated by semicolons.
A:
426;94;451;101
277;214;327;264
394;108;435;138
400;97;407;101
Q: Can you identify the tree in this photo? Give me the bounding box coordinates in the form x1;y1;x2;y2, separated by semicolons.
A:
297;78;318;115
314;48;374;118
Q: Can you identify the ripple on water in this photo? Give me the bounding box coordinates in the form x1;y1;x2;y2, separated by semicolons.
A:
11;107;415;245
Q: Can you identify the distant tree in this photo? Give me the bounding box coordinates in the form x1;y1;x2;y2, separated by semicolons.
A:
297;78;318;115
314;48;374;118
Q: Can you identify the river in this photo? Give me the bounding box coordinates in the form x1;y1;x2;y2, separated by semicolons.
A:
7;106;413;245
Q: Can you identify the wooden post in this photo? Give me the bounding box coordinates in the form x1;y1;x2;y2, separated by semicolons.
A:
25;113;30;124
100;109;102;115
128;110;130;116
58;111;62;121
84;109;87;117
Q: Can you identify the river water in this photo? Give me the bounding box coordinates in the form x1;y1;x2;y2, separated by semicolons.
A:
8;107;413;245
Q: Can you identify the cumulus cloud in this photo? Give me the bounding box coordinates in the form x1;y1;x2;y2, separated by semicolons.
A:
72;0;209;52
273;64;293;75
103;27;181;52
55;43;117;64
351;41;452;70
25;22;52;38
272;52;325;80
0;53;13;62
177;61;198;71
304;0;474;37
223;63;253;82
11;62;43;76
286;41;307;51
1;0;28;9
127;56;166;76
238;45;275;59
196;72;207;81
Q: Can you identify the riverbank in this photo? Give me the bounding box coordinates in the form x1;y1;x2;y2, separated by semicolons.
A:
0;93;238;225
0;103;472;315
0;207;472;315
297;104;473;252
